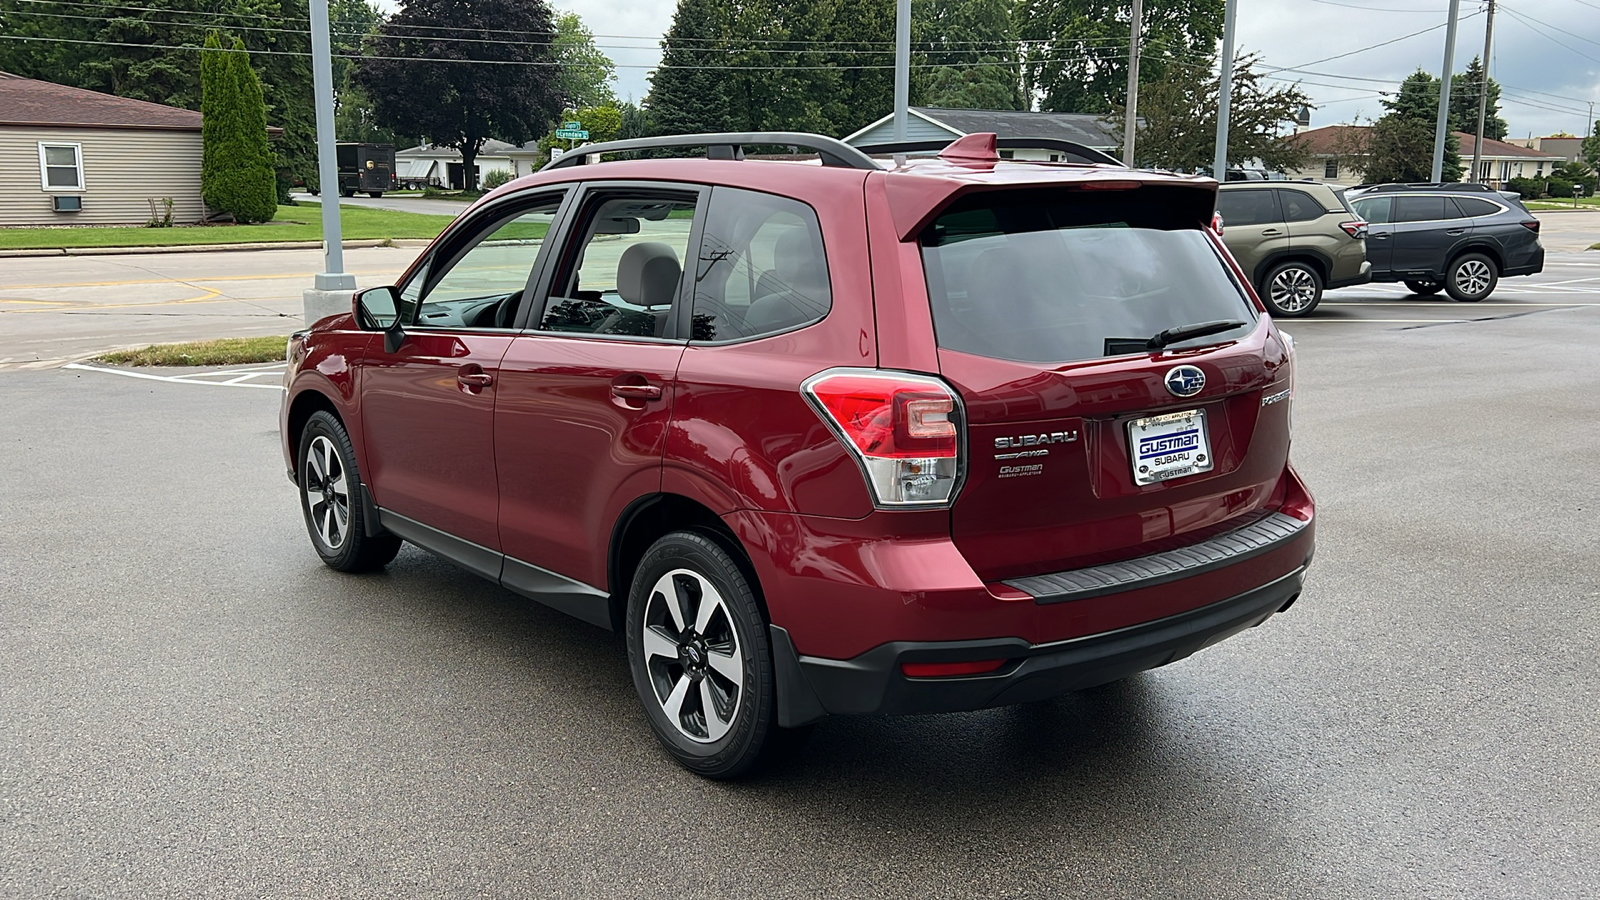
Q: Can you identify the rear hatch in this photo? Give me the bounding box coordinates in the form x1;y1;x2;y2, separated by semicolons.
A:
917;183;1294;583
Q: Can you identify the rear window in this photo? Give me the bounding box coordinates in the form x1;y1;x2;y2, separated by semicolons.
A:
920;191;1256;364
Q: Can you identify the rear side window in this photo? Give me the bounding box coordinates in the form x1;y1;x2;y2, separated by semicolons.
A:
921;190;1256;364
1216;189;1279;226
1351;195;1391;224
1278;189;1326;222
692;187;831;342
1395;195;1446;222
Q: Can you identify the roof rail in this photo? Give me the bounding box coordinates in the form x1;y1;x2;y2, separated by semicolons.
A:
852;137;1125;167
1351;182;1499;194
539;132;879;172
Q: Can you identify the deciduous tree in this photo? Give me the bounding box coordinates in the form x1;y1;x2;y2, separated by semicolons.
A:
354;0;564;190
1016;0;1222;114
914;0;1024;110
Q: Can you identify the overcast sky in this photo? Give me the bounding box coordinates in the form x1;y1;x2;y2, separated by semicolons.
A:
536;0;1598;139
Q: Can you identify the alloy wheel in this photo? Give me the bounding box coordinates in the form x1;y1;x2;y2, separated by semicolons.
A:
641;568;744;743
1454;259;1492;297
304;435;350;551
1269;267;1318;313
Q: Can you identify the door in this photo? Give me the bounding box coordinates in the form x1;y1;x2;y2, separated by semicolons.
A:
359;193;567;562
495;184;704;601
1351;195;1394;274
1215;188;1287;285
917;187;1277;583
1390;194;1466;277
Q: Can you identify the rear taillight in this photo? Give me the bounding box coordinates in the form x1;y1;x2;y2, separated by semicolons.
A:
1338;220;1368;239
1211;211;1225;235
803;369;964;508
1521;219;1540;232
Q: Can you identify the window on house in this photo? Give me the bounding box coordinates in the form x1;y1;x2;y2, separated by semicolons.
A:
38;143;84;190
1324;159;1339;179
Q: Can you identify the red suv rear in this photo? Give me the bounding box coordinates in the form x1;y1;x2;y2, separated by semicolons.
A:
280;132;1314;778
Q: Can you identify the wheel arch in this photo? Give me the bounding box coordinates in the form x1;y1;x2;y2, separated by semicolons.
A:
1256;250;1330;288
1448;241;1504;272
285;388;342;486
608;493;767;630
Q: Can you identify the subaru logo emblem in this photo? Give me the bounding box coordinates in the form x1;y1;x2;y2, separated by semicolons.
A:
1164;365;1205;398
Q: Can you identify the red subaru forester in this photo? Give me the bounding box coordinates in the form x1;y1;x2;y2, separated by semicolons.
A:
280;132;1314;778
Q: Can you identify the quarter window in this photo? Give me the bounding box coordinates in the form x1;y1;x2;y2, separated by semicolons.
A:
38;143;83;190
1278;189;1325;222
1453;196;1501;217
692;188;831;342
537;192;698;338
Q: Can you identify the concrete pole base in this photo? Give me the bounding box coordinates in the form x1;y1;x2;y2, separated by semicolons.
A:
303;288;355;326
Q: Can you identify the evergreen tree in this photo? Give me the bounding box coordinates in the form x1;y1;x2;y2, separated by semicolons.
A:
824;0;895;134
647;0;733;135
201;36;277;222
1583;122;1600;169
914;0;1024;111
1449;57;1507;142
1015;0;1222;114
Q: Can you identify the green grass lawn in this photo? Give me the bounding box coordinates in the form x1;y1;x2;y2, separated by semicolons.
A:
1527;196;1600;210
0;204;461;250
95;335;290;366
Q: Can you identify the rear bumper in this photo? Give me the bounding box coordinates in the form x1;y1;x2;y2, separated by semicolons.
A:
772;565;1306;724
1326;259;1372;290
1504;244;1545;278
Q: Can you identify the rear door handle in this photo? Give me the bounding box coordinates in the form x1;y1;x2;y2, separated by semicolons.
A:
1260;229;1283;236
458;370;494;388
1445;228;1467;235
611;382;663;400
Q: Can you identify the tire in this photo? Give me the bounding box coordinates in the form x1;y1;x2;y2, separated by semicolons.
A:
297;411;402;572
626;531;794;779
367;191;383;198
1445;253;1498;302
1404;280;1444;296
340;188;357;198
1262;261;1323;317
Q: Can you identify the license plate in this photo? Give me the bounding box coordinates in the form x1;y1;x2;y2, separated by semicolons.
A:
1128;409;1212;485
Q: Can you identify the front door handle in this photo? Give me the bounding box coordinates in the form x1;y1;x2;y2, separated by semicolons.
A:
1445;228;1467;235
1371;232;1391;240
611;382;663;400
1260;229;1284;236
458;368;494;389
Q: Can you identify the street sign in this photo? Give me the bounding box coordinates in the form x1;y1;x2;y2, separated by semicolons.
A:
549;147;564;161
562;120;581;131
555;128;589;140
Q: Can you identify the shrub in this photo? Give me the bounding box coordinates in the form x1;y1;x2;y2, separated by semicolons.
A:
145;198;175;227
482;169;514;190
1504;176;1542;200
200;33;277;224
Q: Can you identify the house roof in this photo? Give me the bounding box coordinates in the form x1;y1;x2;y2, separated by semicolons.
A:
0;72;204;131
1289;123;1562;160
844;106;1121;149
398;138;523;159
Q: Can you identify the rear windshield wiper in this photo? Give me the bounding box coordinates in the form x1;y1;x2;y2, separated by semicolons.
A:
1103;320;1247;357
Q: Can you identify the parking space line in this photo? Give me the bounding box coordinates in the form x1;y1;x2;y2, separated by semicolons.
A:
63;362;286;389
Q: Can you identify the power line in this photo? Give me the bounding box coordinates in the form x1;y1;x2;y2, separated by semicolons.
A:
1263;14;1480;73
1498;6;1600;65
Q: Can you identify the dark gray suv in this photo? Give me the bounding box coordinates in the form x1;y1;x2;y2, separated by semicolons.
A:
1347;183;1545;302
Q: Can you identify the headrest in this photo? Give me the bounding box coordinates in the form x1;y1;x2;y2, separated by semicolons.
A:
773;227;818;285
617;242;681;307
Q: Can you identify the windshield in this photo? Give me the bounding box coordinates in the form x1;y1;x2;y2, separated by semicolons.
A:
920;192;1256;364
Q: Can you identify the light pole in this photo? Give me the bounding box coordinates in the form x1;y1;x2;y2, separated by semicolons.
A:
1212;0;1238;180
1123;0;1142;167
304;0;355;324
893;0;910;162
1432;0;1462;183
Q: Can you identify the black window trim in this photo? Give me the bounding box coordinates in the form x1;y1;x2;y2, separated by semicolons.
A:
680;184;835;346
396;187;575;333
524;178;709;343
1275;187;1328;223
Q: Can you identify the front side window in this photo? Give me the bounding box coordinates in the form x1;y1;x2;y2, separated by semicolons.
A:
1215;189;1279;227
537;191;698;338
407;196;562;329
921;190;1256;364
38;143;83;190
692;187;831;342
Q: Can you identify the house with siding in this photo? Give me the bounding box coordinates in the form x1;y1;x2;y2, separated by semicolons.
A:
843;107;1121;160
1282;124;1564;187
0;72;250;226
396;139;545;189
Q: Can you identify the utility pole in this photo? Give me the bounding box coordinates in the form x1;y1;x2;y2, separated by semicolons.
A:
1471;0;1496;183
1211;0;1238;180
1123;0;1142;166
1432;0;1462;183
303;0;355;324
893;0;910;162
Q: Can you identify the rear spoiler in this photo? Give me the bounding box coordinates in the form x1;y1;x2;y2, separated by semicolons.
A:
854;136;1124;167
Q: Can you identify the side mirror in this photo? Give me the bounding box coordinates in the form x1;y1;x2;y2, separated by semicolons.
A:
353;286;407;352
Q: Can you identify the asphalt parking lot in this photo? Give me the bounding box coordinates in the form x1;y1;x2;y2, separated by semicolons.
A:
3;259;1599;898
